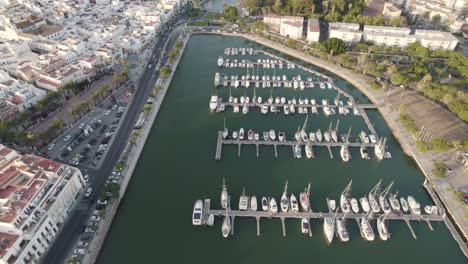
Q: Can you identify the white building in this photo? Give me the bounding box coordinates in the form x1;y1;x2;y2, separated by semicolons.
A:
263;14;304;32
329;22;362;43
414;29;459;50
280;21;303;40
0;145;85;264
306;19;320;43
363;25;416;47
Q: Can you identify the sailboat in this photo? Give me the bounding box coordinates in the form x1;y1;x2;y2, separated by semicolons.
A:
299;183;311;212
375;138;386;160
324;211;336;244
305;143;313;159
228;87;233;103
360;216;375;241
300;115;309;142
301;218;310;234
340;180;352;213
369;180;382;213
340;145;350;162
261;197;268;211
281;180;289;213
331;120;339;143
336;214;349;242
222;209;231;238
290;194;299;213
270;198;278;213
221;178;228;209
350;198;360;213
377;214;390;241
379;182;393;214
316;129;323;142
222;118;228;139
359;197;371;213
400;197;409;213
239;187;249;211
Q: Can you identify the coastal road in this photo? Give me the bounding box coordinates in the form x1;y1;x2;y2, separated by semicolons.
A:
42;14;185;263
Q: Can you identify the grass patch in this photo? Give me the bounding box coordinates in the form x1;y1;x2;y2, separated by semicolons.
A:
205;12;220;20
188;21;208;27
398;113;418;135
432;162;448;178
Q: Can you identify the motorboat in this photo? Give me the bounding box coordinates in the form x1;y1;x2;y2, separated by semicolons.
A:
239;128;245;140
248;129;254;141
305;143;313;159
192;200;203;226
360;146;370;159
261;197;269;211
350;198;360;213
379;196;392;214
328;199;336;212
209;96;218;111
389;195;401;213
331;130;338;143
424;205;432;214
377;215;390;241
263;131;269;141
369;194;381;213
359;197;371;213
278;131;285;142
299;184;310;212
233;105;239;113
289;105;295;114
240;96;245;104
320;82;325;89
222;215;231;238
400;197;409;213
245;96;250;104
298;107;303;114
214;72;221;86
295;130;300;141
323;217;335;244
316;129;323;142
340;195;351;213
270;105;276;113
407;196;421;215
269;129;276;141
324;131;331;142
284;105;289;115
254;133;260;141
217;56;224;67
375;140;385;160
257;96;262;104
360;131;370;144
270;198;278;213
294;145;302;159
250;196;258;211
309;132;316;142
222;128;228;139
301;218;310;234
221;178;228;209
360;218;375;241
290;194;299;213
239;187;249;211
207;214;214;226
369;134;377;143
336;219;349;242
281;182;289;212
261;104;268;114
232;131;238;139
340;145;350;162
431;206;439;215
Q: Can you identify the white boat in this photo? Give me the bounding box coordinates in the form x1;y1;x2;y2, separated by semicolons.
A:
250;196;258;211
217;56;224;67
375;139;385;160
369;134;377;143
234;80;239;88
360;131;370;144
407;196;421;215
214;72;221;86
294;145;302;159
278;131;285;142
400;197;409;213
336;219;350;242
301;218;310;234
192;200;203;226
270;198;278;213
207;214;214;226
424;205;432;214
389;195;401;213
281;181;289;212
270;105;276;113
379;196;392;214
254;133;260;141
316;129;323;142
309;132;316;142
269;129;276;141
359;197;371;213
431;206;439;215
248;129;254;141
257;96;262;104
299;183;311;212
290;194;299;213
360;146;370;159
284;105;290;115
328;199;336;212
290;105;295;114
239;187;249;211
377;215;390;241
340;194;351;213
331;130;338;143
261;197;268;211
350;198;360;213
240;96;245;104
233;105;239;113
239;128;245;140
222;215;231;238
324;131;331;142
245;96;250;104
281;97;286;104
222;118;228;139
361;218;375;241
232;131;238;139
369;180;382;213
324;217;335;244
221;178;228;209
209;96;218;111
340;145;350;162
305;143;313;159
320;82;325;89
261;104;268;114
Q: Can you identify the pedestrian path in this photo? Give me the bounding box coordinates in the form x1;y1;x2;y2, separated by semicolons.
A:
76;201;91;212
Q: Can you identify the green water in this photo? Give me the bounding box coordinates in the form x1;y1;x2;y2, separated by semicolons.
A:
97;35;466;263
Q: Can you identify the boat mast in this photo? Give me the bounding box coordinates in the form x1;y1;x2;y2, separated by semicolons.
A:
381;181;394;199
328;122;332;134
223;117;226;130
347;126;352;143
301;115;308;131
370;179;382;197
335;119;340;132
283;180;288;195
306;183;311;198
342;180;352;199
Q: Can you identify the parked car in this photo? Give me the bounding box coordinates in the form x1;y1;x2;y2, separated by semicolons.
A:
74;248;87;255
48;144;55;150
83;175;89;182
64;135;71;142
85;188;93;197
90;215;100;221
77;241;89;247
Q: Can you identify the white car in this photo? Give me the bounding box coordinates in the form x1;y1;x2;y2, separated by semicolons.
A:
83;175;89;182
79;123;85;129
48;144;55;150
64;135;71;142
85;188;92;197
112;104;118;110
105;110;111;115
78;241;89;247
90;216;100;221
74;248;87;255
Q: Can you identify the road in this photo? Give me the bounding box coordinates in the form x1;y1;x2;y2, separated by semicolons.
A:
42;7;189;263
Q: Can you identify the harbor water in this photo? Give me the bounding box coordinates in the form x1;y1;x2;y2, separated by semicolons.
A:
202;0;238;12
97;35;466;263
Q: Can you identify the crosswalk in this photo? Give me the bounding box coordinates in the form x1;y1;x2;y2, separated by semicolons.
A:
76;201;90;212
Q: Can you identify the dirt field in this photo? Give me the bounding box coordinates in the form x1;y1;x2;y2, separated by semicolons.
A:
387;87;468;142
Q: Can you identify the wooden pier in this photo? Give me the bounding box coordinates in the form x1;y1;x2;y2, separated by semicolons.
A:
216;98;377;110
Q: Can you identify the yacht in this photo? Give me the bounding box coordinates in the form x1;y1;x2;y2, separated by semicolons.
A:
301;218;310;234
270;198;278;213
232;131;238;139
359;197;371;213
269;129;276;141
323;217;335;244
309;132;316;142
261;197;269;211
360;146;370;159
361;218;375;241
407;196;421;215
248;129;254;141
278;131;285;142
377;215;390;241
350;198;360;213
340;195;351;213
261;104;268;114
222;215;231;238
217;56;224;67
290;194;299;213
369;134;377;143
299;184;310;212
389;195;401;213
192;200;203;226
239;128;245;140
324;131;331;142
336;219;350;242
400;197;409;213
360;131;370;144
209;96;218;111
254;133;260;141
369;194;381;213
379;196;392;214
214;72;221;86
340;145;350;162
281;182;289;213
305;143;313;159
239;187;249;211
221;178;228;209
250;196;258;211
328;199;337;212
295;145;302;159
316;129;323;142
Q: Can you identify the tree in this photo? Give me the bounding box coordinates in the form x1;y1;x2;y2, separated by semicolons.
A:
389;16;407;27
160;66;172;78
432;162;448;178
321;38;346;56
252;21;269;31
222;5;238;22
417;73;432;89
431;14;441;24
273;0;283;13
191;0;199;8
407;42;429;58
241;0;260;12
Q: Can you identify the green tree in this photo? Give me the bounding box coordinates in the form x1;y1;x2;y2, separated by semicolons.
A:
431;14;441;24
389;16;407;27
252;21;269;31
321;38;346;56
222;5;238;22
432;162;448;178
390;73;407;85
160;66;172;78
417;73;432;89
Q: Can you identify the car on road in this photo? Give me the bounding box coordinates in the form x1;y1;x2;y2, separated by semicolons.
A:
48;144;55;150
78;241;89;247
74;248;87;255
112;104;118;110
152;74;156;78
84;227;95;233
64;135;71;142
79;123;85;129
83;174;89;182
85;188;92;197
105;110;111;115
90;216;100;221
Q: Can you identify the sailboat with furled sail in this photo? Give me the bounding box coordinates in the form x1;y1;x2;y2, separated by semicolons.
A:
222;208;231;238
336;210;349;242
377;214;390;241
379;182;393;214
299;183;311;212
331;119;339;143
369;180;382;213
281;180;289;213
220;177;228;209
222;117;228;139
340;180;352;213
300;115;309;142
